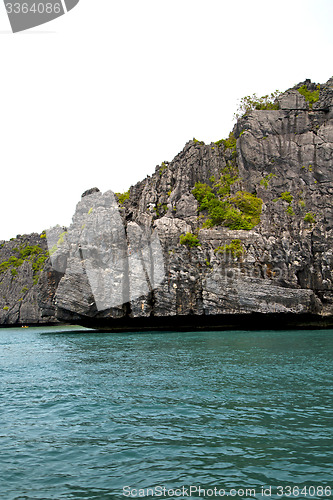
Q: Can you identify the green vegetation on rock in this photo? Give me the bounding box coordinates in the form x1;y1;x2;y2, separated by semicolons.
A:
0;244;49;285
304;212;316;224
286;206;295;216
115;190;130;205
32;254;49;285
0;256;23;274
192;164;262;230
214;239;244;258
234;91;281;119
180;233;200;248
159;162;168;176
280;191;293;204
152;202;168;218
297;85;320;109
209;162;240;197
215;132;237;150
260;173;276;189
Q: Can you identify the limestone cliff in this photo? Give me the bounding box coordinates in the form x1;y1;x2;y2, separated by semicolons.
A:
0;233;61;324
1;78;333;329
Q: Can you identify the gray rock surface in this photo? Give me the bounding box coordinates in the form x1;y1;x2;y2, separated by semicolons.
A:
1;77;333;328
0;233;61;325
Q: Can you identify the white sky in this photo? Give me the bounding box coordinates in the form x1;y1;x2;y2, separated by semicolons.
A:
0;0;332;241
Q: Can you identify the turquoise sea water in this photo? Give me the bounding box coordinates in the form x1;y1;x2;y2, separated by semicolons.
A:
0;326;332;500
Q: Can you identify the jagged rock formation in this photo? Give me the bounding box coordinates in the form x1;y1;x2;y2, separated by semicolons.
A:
0;234;61;324
1;78;333;329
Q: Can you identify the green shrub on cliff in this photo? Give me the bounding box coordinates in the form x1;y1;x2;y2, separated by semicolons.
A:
215;132;237;150
20;245;43;259
215;239;244;258
231;191;262;223
0;244;49;284
192;167;262;231
0;256;23;274
115;190;130;205
280;191;293;204
32;255;49;285
159;162;168;176
192;183;215;209
180;233;200;248
214;163;240;197
234;91;281;119
304;212;316;224
297;85;320;109
193;138;205;145
260;173;276;189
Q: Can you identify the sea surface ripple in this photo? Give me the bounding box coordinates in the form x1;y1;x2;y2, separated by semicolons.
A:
0;327;332;499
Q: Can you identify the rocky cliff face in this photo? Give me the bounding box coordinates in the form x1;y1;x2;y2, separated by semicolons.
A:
0;233;61;324
1;78;333;329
